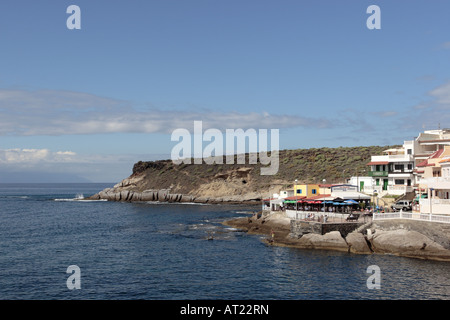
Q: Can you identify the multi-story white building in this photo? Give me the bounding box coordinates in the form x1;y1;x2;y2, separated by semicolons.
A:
360;129;450;198
416;146;450;215
412;129;450;167
365;142;415;196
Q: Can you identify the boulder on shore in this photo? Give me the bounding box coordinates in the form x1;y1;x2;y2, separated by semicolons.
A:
368;229;450;261
296;231;349;252
346;231;372;254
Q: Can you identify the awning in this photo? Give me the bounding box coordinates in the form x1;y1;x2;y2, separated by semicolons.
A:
344;199;359;204
284;196;306;201
270;198;285;204
331;191;371;200
414;194;428;201
367;161;389;165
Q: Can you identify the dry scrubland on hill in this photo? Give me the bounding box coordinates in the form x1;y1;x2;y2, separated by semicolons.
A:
90;145;399;202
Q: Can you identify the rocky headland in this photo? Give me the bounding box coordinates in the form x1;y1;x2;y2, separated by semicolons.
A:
87;145;398;203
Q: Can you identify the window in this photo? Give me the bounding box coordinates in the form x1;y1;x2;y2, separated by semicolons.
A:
407;149;412;155
395;179;405;185
394;164;404;171
312;189;317;194
408;164;413;170
297;189;302;194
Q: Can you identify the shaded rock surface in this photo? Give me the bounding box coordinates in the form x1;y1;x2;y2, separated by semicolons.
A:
369;229;444;256
295;231;349;252
346;232;372;254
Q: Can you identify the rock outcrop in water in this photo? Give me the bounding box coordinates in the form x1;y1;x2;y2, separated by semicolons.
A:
363;219;450;261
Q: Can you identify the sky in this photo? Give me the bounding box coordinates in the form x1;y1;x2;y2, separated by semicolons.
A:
0;0;449;182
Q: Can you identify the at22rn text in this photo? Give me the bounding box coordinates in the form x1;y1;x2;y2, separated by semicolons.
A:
221;304;269;315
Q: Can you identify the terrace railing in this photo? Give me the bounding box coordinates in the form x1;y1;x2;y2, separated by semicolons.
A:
373;211;450;224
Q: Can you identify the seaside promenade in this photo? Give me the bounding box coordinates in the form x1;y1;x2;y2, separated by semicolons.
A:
264;208;373;224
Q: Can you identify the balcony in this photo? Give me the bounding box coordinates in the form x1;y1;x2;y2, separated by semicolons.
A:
368;171;388;177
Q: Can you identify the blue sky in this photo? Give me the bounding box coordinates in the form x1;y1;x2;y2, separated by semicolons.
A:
0;0;449;182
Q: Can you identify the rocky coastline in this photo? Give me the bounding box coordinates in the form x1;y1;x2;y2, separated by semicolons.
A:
87;186;261;204
86;173;265;204
223;213;450;262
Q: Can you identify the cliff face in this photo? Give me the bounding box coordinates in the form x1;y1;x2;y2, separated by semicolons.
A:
89;145;399;203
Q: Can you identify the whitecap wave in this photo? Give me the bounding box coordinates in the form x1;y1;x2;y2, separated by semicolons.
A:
54;198;108;202
145;201;210;205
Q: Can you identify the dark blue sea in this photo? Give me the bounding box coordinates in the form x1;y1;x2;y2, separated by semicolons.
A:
0;183;449;300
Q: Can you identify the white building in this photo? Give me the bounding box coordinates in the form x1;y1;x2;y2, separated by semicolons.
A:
412;129;450;167
365;143;415;196
348;176;374;193
417;150;450;215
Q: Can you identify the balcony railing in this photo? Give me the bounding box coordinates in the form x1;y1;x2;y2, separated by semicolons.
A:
368;171;388;177
387;185;414;193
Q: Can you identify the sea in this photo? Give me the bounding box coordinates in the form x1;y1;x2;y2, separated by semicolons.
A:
0;183;449;302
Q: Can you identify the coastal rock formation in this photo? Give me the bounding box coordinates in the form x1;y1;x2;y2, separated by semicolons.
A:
345;231;372;254
88;163;269;203
224;215;450;261
368;229;450;261
295;231;349;252
92;187;191;203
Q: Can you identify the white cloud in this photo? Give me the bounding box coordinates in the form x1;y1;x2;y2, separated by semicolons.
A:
399;81;450;131
428;82;450;105
0;148;76;164
372;111;398;118
0;88;333;136
0;147;169;182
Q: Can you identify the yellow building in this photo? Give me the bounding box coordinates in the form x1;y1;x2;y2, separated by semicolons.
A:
293;184;320;197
